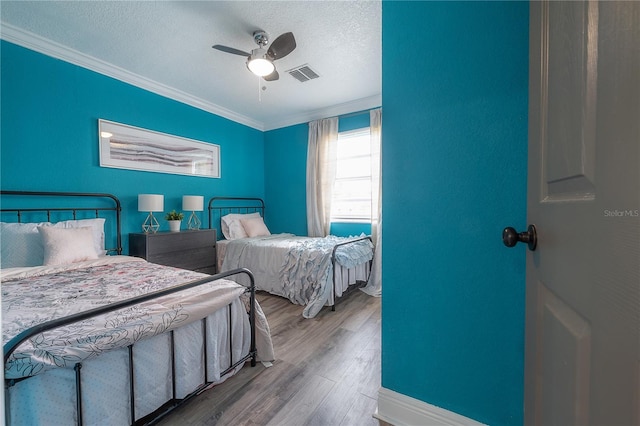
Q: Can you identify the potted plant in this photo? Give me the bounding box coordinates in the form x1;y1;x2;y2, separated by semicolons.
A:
165;210;184;232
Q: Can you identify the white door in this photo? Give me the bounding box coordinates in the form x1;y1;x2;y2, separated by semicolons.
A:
520;1;640;424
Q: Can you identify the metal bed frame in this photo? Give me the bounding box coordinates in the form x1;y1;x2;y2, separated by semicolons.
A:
0;190;123;255
207;196;373;311
1;191;257;426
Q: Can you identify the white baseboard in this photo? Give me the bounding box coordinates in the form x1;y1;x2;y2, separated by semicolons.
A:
374;387;486;426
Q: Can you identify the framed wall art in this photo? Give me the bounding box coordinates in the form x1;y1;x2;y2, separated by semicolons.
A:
98;119;220;178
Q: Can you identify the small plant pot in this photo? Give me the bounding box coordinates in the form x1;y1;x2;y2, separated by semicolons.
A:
168;220;181;232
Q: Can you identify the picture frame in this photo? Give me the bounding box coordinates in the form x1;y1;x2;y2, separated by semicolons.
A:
98;119;220;178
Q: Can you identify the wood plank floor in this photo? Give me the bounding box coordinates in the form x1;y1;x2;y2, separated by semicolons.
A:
159;290;381;426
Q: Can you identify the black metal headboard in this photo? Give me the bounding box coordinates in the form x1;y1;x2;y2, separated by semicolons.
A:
208;197;265;238
0;190;123;255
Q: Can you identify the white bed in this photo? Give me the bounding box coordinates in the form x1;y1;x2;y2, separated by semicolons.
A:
209;197;374;318
1;191;274;425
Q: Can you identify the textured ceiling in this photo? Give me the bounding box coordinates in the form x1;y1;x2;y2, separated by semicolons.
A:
0;1;381;130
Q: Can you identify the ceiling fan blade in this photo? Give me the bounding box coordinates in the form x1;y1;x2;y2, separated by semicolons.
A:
267;32;296;60
212;45;250;57
263;69;279;81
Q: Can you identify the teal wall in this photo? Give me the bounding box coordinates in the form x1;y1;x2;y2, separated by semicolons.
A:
263;123;308;235
1;41;265;252
339;112;370;133
382;2;528;425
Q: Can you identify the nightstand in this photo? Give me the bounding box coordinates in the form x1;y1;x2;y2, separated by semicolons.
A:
129;229;217;274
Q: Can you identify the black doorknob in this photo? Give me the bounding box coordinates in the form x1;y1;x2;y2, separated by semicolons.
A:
502;224;537;251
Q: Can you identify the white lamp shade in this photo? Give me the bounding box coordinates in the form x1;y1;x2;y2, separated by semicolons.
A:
138;194;164;212
182;195;204;211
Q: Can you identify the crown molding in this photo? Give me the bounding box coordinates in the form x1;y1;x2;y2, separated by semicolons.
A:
264;95;382;131
2;22;381;132
1;22;265;131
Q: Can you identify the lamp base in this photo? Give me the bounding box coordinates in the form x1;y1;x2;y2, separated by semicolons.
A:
142;212;160;233
187;211;201;230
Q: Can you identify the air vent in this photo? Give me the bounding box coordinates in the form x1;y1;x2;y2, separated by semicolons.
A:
287;64;320;82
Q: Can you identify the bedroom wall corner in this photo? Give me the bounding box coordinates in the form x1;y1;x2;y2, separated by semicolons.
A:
0;40;265;252
264;123;308;236
263;110;379;238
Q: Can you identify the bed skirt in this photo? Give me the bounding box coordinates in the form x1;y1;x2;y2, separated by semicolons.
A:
6;298;250;425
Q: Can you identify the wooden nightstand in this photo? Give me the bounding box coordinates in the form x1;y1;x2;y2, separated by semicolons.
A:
129;229;217;274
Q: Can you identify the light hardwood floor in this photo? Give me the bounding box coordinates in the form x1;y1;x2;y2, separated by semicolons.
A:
159;290;381;426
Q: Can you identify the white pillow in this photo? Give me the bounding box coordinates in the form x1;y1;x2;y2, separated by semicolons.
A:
0;218;107;269
240;216;271;238
1;221;49;268
228;220;248;239
38;226;98;266
54;218;106;256
221;212;260;239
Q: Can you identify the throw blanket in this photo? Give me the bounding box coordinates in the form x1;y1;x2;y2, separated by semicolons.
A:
2;257;274;380
221;234;374;318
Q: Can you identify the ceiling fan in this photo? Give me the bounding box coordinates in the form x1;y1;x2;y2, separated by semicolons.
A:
212;31;296;81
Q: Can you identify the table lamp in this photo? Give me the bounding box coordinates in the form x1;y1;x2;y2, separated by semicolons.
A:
182;195;204;230
138;194;164;233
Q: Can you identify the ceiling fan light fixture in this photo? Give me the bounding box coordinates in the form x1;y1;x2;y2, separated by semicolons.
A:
247;48;274;76
213;30;295;82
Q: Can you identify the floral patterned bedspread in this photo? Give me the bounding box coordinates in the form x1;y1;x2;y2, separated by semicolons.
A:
1;257;248;380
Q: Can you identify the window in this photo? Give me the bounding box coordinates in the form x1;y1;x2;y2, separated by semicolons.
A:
331;128;374;222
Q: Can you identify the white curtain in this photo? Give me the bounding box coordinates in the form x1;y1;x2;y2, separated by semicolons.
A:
306;117;339;237
362;108;382;297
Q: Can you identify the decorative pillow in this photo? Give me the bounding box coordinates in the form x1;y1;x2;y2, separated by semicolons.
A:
0;222;49;268
38;226;99;266
54;218;106;256
221;212;260;239
240;216;271;238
